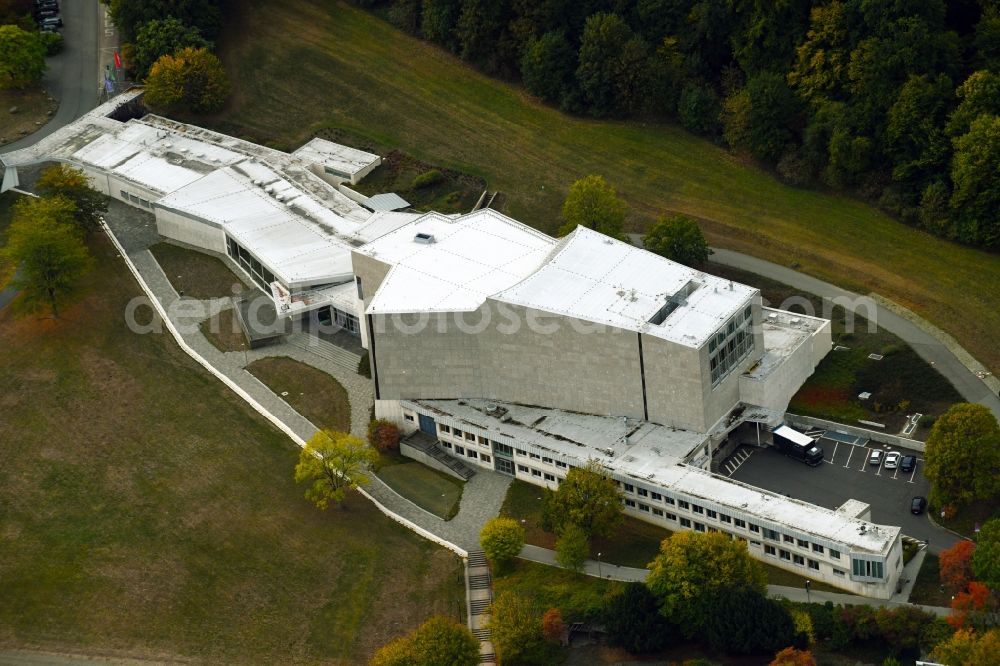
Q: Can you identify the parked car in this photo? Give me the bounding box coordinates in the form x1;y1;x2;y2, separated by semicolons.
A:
34;8;58;20
869;449;883;466
35;0;59;9
39;16;62;30
884;451;901;469
911;496;927;514
900;455;917;473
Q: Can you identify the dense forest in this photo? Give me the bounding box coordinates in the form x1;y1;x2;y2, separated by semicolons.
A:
358;0;1000;250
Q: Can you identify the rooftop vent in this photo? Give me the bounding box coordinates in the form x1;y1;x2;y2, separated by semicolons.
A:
414;232;436;244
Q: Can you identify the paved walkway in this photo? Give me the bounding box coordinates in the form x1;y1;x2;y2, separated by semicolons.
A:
111;212;512;553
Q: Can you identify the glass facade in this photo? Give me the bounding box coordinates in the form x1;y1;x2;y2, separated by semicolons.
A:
708;304;755;387
226;235;275;291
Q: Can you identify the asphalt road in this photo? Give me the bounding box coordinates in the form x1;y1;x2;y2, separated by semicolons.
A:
730;443;960;554
3;0;100;153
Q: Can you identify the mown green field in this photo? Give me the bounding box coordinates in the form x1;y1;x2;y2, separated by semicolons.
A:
0;225;463;663
214;0;1000;376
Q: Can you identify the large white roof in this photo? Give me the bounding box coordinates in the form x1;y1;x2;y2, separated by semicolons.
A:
360;209;557;313
495;227;757;347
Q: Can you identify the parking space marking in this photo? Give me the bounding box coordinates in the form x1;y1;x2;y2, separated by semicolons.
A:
843;445;855;468
908;463;918;484
826;441;839;465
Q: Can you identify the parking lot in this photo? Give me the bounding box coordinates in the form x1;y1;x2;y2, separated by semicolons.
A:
727;433;960;552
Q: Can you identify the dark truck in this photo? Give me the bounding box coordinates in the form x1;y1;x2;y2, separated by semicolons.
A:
772;425;824;466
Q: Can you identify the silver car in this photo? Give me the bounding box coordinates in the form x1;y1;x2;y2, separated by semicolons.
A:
884;451;901;469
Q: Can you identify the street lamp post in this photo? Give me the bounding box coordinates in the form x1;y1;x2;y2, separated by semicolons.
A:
805;579;811;604
597;552;602;579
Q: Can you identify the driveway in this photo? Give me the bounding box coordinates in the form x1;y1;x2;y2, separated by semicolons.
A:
3;0;101;152
729;441;960;554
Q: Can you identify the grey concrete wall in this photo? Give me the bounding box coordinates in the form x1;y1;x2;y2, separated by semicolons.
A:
642;333;711;431
351;251;392;351
154;208;227;255
785;414;925;452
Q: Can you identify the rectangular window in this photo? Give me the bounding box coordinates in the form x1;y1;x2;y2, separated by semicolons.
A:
707;509;717;519
783;534;795;544
797;539;809;548
735;518;746;528
517;465;529;473
639;503;650;513
692;504;704;514
139;198;150;208
481;455;491;463
542;457;553;464
544;473;555;482
404;414;414;422
555;461;567;468
516;449;526;457
694;522;705;532
665;512;677;521
793;554;805;566
478;436;488;444
765;545;776;556
625;499;636;508
830;549;841;560
637;488;648;497
531;469;542;477
529;453;541;460
720;514;732;524
665;497;676;505
465;433;475;441
439;425;451;434
808;559;820;571
442;441;452;449
355;276;363;299
780;550;791;561
624;483;634;492
749;523;760;533
453;429;463;438
455;446;464;455
653;508;664;517
495;442;513;457
678;500;690;510
651;492;662;501
466;450;477;459
763;528;779;540
120;190;128;199
751;540;762;547
812;544;825;554
680;518;691;528
852;558;884;580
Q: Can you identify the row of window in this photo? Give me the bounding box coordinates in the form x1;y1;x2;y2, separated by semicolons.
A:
120;190;151;209
516;464;557;483
620;484;842;562
438;424;570;469
226;235;276;292
439;440;492;465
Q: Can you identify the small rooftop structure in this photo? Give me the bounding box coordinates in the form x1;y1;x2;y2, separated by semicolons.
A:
291;137;380;184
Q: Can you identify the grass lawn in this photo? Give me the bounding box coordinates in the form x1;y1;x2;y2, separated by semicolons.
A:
376;461;464;520
247;356;351;432
934;497;1000;539
909;554;952;607
707;262;962;435
149;242;248;300
349;147;485;214
493;560;622;623
0;86;57;147
199;307;247;353
215;0;1000;377
0;227;464;663
0;192;16;290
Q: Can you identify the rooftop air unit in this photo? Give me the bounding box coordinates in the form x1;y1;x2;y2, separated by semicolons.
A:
414;232;436;244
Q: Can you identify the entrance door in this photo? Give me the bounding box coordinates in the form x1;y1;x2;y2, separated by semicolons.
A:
495;457;515;476
418;414;436;437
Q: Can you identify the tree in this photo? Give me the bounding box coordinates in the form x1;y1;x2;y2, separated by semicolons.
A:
723;72;801;163
554;522;588;571
643;214;711;266
367;418;401;452
541;460;622;539
294;430;377;509
770;647;816;666
454;0;514;75
788;1;852;105
557;175;627;239
704;588;796;654
370;615;479;666
923;403;1000;507
678;83;722;136
420;0;460;49
575;13;634;115
4;197;93;318
948;581;998;630
646;531;767;635
886;74;953;203
874;605;937;657
521;31;576;106
144;46;230;114
131;17;212;79
932;628;1000;666
108;0;222;42
949;113;1000;248
973;519;1000;591
940;540;977;593
603;582;676;653
540;607;564;644
0;24;45;89
35;164;108;234
489;591;546;665
946;71;1000;138
479;517;524;570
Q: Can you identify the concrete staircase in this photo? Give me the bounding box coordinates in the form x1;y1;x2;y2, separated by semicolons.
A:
466;550;496;665
285;332;361;372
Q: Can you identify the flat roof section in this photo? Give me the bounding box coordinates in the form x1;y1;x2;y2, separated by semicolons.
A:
360;209;557;313
292;138;380;179
494;227;758;347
